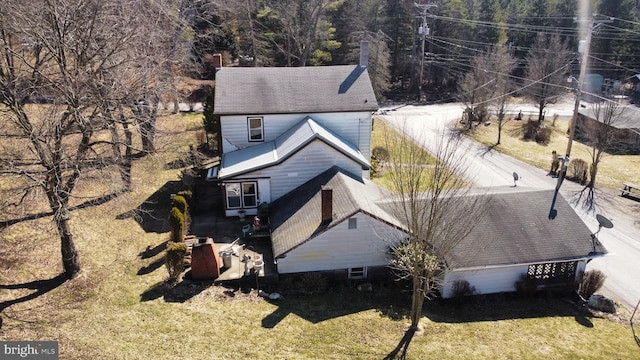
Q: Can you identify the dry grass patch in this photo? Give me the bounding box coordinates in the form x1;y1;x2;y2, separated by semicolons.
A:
371;118;440;190
1;112;639;359
469;117;640;189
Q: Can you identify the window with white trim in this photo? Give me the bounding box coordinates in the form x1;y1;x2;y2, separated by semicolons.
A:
348;267;367;280
242;182;257;207
225;181;258;209
248;117;264;142
226;183;241;209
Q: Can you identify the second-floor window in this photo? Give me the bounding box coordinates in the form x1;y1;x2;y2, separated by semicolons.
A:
248;117;264;142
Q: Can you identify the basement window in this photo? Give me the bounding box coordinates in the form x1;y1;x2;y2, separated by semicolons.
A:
348;267;367;280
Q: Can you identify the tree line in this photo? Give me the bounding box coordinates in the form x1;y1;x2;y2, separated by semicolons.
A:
194;0;640;101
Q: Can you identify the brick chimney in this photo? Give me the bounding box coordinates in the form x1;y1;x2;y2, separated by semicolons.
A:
213;54;223;69
359;41;369;67
321;186;333;224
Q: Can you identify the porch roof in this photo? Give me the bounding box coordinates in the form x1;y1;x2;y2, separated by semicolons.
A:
217;117;370;180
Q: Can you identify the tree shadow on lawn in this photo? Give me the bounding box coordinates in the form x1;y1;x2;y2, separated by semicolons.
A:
424;291;595;327
261;282;411;329
261;287;596;330
137;241;168;275
140;276;211;303
384;328;415;360
1;191;124;229
117;180;184;234
261;292;400;329
0;273;68;328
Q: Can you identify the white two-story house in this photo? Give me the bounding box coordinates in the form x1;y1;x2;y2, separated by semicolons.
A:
213;61;378;217
211;55;607;289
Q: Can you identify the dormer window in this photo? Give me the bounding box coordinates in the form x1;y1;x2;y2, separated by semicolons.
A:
248;117;264;142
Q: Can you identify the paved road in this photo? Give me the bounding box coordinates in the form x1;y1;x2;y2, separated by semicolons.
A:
379;101;640;310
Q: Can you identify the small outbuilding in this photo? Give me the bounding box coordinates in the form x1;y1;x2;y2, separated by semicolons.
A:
576;106;640;154
440;188;608;298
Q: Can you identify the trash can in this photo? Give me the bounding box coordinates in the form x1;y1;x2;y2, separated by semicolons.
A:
221;252;232;268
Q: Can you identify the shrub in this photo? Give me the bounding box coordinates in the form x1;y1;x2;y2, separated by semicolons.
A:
370;158;379;178
451;280;475;299
577;270;606;300
535;126;551;144
372;146;390;162
298;272;327;295
165;241;188;284
177;190;194;216
522;120;538;141
521;121;551;144
172;195;188;215
515;274;537;296
568;158;588;184
168;207;185;242
177;190;193;203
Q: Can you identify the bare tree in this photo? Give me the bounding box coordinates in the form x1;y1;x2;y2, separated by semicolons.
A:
0;0;176;278
457;50;495;130
213;0;279;67
384;124;486;332
129;2;189;151
489;46;517;145
584;101;626;188
573;101;627;209
262;0;342;66
522;33;573;122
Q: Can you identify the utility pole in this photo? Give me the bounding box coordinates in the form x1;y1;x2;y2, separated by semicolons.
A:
415;2;436;100
556;14;613;191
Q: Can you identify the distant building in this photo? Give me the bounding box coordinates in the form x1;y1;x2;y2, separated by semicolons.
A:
576;106;640;154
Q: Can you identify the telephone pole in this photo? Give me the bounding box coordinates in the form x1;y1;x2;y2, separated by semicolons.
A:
557;15;613;191
415;2;436;100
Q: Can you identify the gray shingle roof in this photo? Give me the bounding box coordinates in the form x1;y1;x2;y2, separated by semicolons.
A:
579;106;640;130
218;117;370;179
445;188;607;268
214;65;378;115
270;181;606;268
269;166;403;258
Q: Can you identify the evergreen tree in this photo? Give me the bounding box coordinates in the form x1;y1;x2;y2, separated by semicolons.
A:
475;0;506;47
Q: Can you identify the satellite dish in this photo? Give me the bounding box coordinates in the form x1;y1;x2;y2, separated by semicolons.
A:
513;172;519;181
596;214;614;229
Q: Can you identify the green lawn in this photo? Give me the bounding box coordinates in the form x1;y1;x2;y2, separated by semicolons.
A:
0;112;638;359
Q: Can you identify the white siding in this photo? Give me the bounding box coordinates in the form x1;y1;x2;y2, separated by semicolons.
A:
440;260;590;298
277;213;405;274
442;266;529;299
241;140;368;201
220;112;372;158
